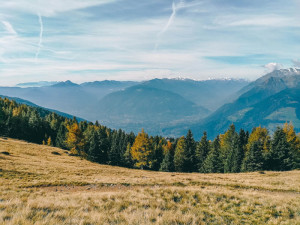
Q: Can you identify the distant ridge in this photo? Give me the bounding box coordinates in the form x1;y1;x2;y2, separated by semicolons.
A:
168;68;300;139
16;81;59;87
0;95;85;121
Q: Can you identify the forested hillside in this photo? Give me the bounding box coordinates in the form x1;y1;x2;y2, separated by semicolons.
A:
0;79;248;135
1;97;299;173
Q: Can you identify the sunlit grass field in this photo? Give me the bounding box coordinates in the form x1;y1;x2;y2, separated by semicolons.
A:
0;137;300;224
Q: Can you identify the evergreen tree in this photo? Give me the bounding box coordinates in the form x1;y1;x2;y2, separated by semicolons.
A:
97;128;109;164
152;140;164;171
241;141;264;172
231;129;247;173
184;130;196;172
283;123;300;169
123;143;133;167
201;135;223;173
220;124;237;172
174;136;186;172
224;134;239;173
160;141;174;172
196;132;210;172
160;148;175;172
55;123;67;149
86;128;101;162
267;128;292;171
108;131;120;165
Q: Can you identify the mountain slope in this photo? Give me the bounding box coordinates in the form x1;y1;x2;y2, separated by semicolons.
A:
94;85;210;134
0;95;85;120
184;69;300;137
140;78;249;111
0;80;138;120
166;68;300;139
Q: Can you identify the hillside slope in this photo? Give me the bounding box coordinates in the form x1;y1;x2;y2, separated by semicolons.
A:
95;85;210;134
167;68;300;139
140;78;249;111
0;138;299;224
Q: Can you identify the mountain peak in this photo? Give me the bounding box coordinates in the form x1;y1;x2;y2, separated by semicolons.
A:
52;80;79;87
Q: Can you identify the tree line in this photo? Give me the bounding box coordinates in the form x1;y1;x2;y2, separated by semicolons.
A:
0;97;299;173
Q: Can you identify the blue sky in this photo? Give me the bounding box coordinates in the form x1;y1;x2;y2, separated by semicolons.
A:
0;0;300;85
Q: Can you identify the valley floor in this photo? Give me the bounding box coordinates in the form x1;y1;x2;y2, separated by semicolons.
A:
0;138;300;224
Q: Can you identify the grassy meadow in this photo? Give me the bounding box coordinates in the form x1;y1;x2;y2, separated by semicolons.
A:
0;137;300;224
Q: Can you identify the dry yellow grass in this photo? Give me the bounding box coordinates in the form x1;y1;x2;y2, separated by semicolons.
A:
0;137;300;224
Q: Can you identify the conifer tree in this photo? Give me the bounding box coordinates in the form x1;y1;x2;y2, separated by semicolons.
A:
283;123;300;169
66;122;85;157
97;128;109;164
201;135;223;173
160;141;174;172
86;128;101;162
267;128;292;171
123;143;133;168
47;137;52;146
130;129;153;169
174;136;186;172
55;123;67;149
184;130;196;172
241;141;264;172
220;124;237;171
231;129;247;173
196;132;210;172
109;131;120;165
224;134;239;173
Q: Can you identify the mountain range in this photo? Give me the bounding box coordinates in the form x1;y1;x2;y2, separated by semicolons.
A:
0;78;248;135
1;68;300;139
165;68;300;139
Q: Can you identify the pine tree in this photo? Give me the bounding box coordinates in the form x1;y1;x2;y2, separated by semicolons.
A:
97;128;109;164
160;141;174;172
267;128;292;171
241;141;264;172
224;134;239;173
231;129;247;173
55;123;67;149
108;131;120;165
130;129;153;169
86;128;101;162
196;132;210;172
123;143;133;168
174;136;186;172
220;124;237;172
184;130;196;172
283;123;300;169
201;135;223;173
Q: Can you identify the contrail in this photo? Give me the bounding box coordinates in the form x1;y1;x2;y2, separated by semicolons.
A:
158;1;177;36
155;0;185;50
35;13;43;61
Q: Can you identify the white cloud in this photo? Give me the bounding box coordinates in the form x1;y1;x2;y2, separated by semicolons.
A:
2;21;17;34
0;0;117;17
263;62;283;72
292;59;300;67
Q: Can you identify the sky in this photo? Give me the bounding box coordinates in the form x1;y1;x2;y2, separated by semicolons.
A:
0;0;300;86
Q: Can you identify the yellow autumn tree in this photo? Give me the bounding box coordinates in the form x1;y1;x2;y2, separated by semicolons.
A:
47;137;52;146
283;122;300;147
66;122;86;157
130;129;153;169
247;126;270;152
